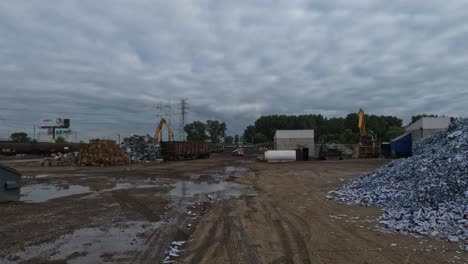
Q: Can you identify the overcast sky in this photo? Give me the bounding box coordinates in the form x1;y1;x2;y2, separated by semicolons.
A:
1;0;467;141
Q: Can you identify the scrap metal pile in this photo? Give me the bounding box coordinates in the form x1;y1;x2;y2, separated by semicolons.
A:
332;118;468;246
40;152;77;166
77;140;128;166
327;144;354;156
121;134;162;162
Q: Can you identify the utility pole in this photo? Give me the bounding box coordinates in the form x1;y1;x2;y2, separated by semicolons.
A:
178;98;189;141
33;124;36;141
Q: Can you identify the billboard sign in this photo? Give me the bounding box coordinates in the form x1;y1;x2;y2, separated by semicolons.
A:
40;118;70;128
55;129;72;136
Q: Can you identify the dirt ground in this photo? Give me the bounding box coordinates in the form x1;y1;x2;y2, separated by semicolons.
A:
0;155;466;264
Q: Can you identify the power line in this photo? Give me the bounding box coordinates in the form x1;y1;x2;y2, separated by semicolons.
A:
178;98;189;141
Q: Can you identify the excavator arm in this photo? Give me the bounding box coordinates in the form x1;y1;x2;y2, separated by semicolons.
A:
154;118;175;142
358;108;367;138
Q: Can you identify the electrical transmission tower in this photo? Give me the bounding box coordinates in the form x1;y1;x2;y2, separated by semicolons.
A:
178;98;189;141
156;100;173;140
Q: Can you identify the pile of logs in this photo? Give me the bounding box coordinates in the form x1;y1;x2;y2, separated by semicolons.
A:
77;140;128;166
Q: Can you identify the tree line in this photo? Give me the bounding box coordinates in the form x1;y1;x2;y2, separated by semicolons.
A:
184;120;227;143
240;113;452;145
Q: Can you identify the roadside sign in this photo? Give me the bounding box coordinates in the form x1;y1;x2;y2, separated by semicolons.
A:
55;129;72;136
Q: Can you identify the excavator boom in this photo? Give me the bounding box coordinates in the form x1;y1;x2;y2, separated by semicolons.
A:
154;118;175;142
358;108;366;137
357;108;379;158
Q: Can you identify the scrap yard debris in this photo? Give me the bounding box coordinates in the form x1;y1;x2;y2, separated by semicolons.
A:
332;118;468;247
40;152;77;166
77;140;128;166
121;134;162;162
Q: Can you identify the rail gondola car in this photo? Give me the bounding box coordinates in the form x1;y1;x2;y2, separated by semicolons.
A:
160;141;213;160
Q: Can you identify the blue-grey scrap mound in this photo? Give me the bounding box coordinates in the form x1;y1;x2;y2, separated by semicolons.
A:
331;118;468;246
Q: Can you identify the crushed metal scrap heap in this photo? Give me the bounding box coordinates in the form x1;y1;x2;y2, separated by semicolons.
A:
332;118;468;244
121;134;162;161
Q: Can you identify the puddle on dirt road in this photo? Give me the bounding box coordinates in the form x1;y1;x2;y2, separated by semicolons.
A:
168;166;249;202
20;182;162;203
4;221;161;264
169;181;245;200
224;166;248;174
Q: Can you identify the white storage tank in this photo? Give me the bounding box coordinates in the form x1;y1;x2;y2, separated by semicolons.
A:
264;150;296;162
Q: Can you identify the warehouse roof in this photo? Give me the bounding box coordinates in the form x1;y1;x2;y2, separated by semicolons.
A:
0;164;20;176
406;117;451;131
391;132;411;142
274;130;314;139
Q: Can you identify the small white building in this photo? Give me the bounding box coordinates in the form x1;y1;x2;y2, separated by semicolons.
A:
274;130;314;160
406;117;451;143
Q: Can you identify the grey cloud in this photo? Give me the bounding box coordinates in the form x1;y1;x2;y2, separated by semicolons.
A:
0;0;467;140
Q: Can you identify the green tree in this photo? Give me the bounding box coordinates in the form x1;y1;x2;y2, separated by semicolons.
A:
243;125;256;144
245;112;403;144
206;120;227;144
254;132;268;144
55;136;66;143
234;134;239;144
184;121;207;141
224;136;234;145
386;126;406;140
10;132;31;143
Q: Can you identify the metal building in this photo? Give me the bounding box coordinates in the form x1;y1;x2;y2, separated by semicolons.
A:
390;132;412;158
406;117;451;143
0;164;21;202
274;130;314;160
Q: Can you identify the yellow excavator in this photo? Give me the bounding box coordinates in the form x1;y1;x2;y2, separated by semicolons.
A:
358;108;379;158
154;118;175;142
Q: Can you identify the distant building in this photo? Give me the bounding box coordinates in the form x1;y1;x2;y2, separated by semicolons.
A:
274;130;314;160
406;117;451;143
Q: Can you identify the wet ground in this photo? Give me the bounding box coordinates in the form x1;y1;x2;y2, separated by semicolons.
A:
0;155;466;264
0;155;247;264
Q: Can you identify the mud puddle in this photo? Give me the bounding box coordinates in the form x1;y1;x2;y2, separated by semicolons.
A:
4;221;162;264
20;182;163;203
169;166;249;202
168;180;246;201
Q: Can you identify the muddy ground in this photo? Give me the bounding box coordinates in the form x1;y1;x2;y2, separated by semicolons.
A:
0;155;466;264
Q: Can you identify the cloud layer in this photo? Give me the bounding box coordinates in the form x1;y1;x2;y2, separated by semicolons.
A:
1;0;467;140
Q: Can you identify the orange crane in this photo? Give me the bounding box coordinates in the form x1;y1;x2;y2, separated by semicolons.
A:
357;108;379;158
154;118;175;142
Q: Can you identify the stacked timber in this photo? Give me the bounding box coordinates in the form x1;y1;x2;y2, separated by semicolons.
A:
77;140;128;166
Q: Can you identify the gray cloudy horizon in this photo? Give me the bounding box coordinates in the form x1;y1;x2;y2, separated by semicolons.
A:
1;0;467;141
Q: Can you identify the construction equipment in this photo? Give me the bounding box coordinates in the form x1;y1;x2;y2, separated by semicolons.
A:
154;118;175;142
232;147;245;157
318;144;343;160
357;108;379;158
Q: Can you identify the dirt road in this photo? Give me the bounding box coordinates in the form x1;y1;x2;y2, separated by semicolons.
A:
0;156;466;263
180;159;467;264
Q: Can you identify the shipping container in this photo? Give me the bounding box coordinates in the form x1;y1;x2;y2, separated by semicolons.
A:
390;132;412;158
160;141;213;160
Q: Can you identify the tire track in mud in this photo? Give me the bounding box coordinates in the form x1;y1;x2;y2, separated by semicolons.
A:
263;200;314;264
112;190;160;222
223;204;262;264
132;209;189;264
188;211;223;264
182;202;261;264
272;219;294;264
